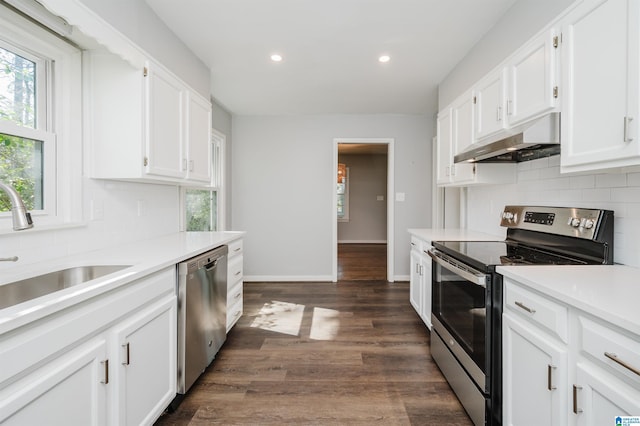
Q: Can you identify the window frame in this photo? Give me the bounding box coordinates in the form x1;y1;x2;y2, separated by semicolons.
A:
0;4;82;233
180;128;226;232
337;166;349;222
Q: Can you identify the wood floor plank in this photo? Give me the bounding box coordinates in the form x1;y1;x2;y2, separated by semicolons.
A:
156;279;472;426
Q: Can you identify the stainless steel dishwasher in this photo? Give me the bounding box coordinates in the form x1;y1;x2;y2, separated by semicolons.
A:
176;245;228;397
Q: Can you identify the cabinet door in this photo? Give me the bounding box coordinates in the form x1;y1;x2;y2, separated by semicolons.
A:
186;92;212;183
451;93;477;183
507;28;558;126
474;69;507;140
419;250;432;329
409;249;423;315
574;363;640;426
503;313;568;426
146;63;185;179
436;109;452;185
561;0;640;171
0;339;108;426
111;295;177;426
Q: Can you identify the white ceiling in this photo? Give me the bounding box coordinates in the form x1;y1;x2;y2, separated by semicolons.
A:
145;0;517;116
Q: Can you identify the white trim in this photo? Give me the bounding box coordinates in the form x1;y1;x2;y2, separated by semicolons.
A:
394;275;410;282
432;135;445;228
211;128;226;231
244;275;334;282
332;137;395;283
0;5;82;230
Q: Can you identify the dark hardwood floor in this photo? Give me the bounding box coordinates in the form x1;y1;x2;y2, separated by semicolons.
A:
338;243;387;281
155;280;472;425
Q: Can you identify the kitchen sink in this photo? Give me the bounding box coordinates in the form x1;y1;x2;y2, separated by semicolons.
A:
0;265;132;310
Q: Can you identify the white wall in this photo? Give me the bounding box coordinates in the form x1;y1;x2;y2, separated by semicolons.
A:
438;0;575;108
232;114;432;281
78;0;210;97
1;1;207;270
337;154;387;243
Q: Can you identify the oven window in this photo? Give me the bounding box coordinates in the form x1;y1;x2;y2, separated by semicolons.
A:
433;263;487;372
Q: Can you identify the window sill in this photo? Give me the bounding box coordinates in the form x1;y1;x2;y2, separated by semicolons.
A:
0;221;87;236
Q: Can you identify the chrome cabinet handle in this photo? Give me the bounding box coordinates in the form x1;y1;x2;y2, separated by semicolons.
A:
122;343;130;366
101;359;109;384
624;116;634;142
605;352;640;376
573;385;583;413
515;301;536;314
547;364;557;390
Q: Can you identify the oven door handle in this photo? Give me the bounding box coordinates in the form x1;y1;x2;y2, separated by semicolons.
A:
427;249;487;287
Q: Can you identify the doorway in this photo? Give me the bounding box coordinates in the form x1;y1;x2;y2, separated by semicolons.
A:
332;138;394;282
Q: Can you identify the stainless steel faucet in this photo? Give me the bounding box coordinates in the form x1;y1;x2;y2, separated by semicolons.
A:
0;181;33;231
1;181;33;262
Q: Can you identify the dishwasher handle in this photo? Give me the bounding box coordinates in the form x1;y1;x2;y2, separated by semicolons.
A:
204;258;221;271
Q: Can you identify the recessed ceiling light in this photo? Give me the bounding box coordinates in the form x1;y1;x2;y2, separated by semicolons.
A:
378;55;391;63
270;54;283;62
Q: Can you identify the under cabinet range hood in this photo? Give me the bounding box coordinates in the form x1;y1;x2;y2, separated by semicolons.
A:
454;113;560;163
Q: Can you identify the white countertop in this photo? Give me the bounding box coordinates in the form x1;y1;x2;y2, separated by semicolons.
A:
497;265;640;336
408;228;504;244
0;231;244;334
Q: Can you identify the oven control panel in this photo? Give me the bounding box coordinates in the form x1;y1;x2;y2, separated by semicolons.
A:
500;205;610;240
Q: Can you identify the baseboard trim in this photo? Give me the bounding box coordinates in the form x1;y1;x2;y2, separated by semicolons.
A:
244;275;334;282
337;240;387;244
244;275;410;283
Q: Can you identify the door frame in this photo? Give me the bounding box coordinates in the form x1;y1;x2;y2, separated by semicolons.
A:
332;138;395;282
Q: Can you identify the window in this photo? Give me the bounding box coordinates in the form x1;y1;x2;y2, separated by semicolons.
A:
337;163;349;221
183;129;225;231
0;4;81;231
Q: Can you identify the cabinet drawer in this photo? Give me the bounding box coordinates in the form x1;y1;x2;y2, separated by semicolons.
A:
227;239;243;258
227;255;243;285
227;282;243;307
579;315;640;386
504;280;568;343
227;300;243;332
410;236;424;252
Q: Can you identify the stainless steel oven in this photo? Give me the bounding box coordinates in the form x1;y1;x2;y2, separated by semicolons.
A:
429;248;498;426
429;206;614;426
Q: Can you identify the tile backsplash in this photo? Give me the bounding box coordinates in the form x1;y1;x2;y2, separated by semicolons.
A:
0;179;180;271
466;155;640;268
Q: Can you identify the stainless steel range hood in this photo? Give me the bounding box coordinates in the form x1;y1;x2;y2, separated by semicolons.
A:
454;113;560;163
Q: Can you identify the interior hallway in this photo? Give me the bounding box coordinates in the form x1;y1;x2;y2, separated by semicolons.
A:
337;243;387;281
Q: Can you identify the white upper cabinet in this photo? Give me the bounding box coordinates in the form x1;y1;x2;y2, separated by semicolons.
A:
185;92;213;183
88;53;212;185
473;28;559;142
436;94;515;187
146;63;185;179
561;0;640;172
506;28;559;127
474;69;507;141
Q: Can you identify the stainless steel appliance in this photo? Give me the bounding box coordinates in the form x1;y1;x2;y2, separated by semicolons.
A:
175;245;228;399
429;206;614;426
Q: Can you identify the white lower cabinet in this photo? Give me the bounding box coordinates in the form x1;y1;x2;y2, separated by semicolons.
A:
0;267;177;425
226;238;244;332
503;278;640;426
0;338;108;425
574;362;640;426
503;312;567;426
409;236;432;329
110;296;176;425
